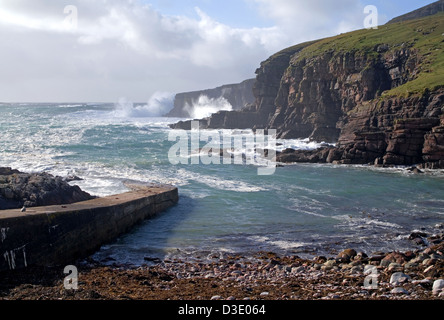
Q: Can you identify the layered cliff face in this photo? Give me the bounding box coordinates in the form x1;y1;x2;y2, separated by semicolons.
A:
248;41;318;127
327;91;444;166
166;79;255;118
171;8;444;168
270;49;397;142
276;10;444;167
170;41;316;129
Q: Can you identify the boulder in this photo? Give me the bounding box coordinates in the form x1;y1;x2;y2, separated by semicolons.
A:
381;252;407;265
391;287;409;295
336;249;357;263
0;168;95;210
390;272;411;286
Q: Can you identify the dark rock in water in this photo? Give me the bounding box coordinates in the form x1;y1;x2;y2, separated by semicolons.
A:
412;237;428;246
407;167;424;174
0;167;21;175
64;175;84;182
276;147;332;164
409;232;429;247
409;232;428;240
0;167;95;210
144;257;162;264
428;234;444;245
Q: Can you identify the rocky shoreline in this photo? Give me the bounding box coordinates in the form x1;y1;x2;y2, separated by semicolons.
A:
1;233;442;301
1;166;442;300
0;167;94;210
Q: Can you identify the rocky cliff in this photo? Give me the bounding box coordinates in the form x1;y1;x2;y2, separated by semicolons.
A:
325;91;444;167
274;8;444;168
170;41;316;129
0;168;94;210
165;79;255;118
171;5;444;168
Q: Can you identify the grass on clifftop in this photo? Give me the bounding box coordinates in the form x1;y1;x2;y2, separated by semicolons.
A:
292;12;444;97
261;40;319;68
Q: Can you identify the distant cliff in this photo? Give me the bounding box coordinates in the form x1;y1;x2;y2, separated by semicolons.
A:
387;0;444;24
170;41;316;129
171;4;444;168
165;79;255;118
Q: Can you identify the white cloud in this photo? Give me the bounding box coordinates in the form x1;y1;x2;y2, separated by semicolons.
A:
251;0;365;41
0;0;367;102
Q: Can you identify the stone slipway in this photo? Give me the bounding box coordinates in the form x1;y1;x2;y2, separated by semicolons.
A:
0;185;179;272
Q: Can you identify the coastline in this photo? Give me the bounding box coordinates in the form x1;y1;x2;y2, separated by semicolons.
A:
1;234;442;301
1;0;443;308
0;183;179;272
1;169;443;301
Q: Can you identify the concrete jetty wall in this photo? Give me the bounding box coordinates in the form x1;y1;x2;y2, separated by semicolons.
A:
0;185;178;272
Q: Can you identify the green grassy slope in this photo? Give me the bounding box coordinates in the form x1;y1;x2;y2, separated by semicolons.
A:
290;12;444;97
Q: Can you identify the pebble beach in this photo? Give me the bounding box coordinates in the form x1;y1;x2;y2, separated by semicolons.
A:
1;234;443;301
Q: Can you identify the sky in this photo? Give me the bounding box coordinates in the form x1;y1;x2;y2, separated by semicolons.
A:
0;0;436;103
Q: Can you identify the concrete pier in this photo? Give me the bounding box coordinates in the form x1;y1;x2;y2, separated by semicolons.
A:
0;185;179;272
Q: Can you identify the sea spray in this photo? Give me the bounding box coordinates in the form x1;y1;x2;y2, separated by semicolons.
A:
184;95;233;119
1;103;444;266
115;92;174;117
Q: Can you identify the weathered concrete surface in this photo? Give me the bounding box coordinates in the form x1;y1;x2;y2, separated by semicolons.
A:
0;185;179;272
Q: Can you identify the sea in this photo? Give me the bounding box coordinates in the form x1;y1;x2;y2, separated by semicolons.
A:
1;102;443;266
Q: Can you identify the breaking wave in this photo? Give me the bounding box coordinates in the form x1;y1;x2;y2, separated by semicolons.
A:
184;95;233;119
114;92;174;118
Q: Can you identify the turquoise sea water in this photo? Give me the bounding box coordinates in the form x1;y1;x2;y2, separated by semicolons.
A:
1;103;443;265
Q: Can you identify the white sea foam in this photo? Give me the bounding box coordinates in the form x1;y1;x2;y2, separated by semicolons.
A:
58;104;84;108
184;95;233;119
65;164;188;197
294;208;329;219
275;138;332;152
175;168;265;193
333;214;402;230
248;236;308;250
2;103;444;265
114;93;175;118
